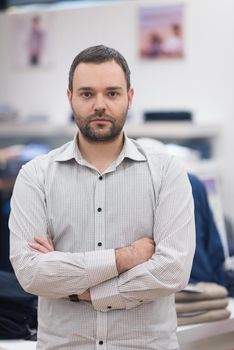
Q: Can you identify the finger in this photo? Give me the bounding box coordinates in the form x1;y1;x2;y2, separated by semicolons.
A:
46;234;54;248
34;238;53;252
34;236;55;252
34;235;54;251
28;241;50;253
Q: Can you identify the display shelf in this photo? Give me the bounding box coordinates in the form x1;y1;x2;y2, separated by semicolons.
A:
0;124;75;138
0;122;220;140
125;122;220;139
0;340;36;350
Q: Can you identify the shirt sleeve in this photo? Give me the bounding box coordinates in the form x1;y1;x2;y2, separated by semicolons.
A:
90;156;196;311
9;160;118;299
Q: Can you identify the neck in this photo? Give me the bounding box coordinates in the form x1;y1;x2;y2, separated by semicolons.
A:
77;132;124;173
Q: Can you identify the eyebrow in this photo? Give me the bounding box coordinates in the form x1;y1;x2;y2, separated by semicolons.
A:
77;87;93;91
77;86;123;91
106;87;122;91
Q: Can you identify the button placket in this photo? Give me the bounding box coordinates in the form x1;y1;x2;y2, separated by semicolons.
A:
96;311;108;349
94;175;108;348
94;175;105;251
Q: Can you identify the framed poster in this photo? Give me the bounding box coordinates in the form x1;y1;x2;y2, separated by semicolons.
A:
139;4;185;60
10;13;55;68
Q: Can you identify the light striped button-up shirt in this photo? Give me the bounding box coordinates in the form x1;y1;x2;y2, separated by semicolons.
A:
9;134;195;350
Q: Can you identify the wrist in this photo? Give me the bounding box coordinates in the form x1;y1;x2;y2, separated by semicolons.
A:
115;246;132;274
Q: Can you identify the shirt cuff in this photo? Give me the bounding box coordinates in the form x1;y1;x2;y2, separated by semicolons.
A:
90;277;127;312
84;249;118;287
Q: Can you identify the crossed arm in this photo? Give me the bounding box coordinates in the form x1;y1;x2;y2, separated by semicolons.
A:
10;155;195;311
28;235;155;302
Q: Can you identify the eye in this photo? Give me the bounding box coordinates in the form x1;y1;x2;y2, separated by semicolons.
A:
108;91;119;98
81;92;92;99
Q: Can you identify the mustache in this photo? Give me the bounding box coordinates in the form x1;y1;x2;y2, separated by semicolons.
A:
88;112;114;122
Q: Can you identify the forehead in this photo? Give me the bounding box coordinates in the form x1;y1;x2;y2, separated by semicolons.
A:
72;61;127;89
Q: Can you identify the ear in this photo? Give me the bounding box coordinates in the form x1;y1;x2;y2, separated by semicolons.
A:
127;87;134;108
67;89;72;104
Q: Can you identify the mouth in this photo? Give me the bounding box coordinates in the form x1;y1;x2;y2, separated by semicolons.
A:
90;118;111;123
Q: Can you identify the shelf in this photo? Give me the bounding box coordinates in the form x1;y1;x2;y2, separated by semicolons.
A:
0;124;76;138
0;340;36;350
0;122;220;140
124;122;220;139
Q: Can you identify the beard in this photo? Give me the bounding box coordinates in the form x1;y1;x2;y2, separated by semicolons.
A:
72;107;128;143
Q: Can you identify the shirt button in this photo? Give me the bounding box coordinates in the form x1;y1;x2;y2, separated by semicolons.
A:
97;208;102;212
99;176;103;180
97;242;102;247
99;340;104;345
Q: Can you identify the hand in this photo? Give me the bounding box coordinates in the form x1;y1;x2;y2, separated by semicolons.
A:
115;237;155;274
28;234;54;253
28;236;91;302
130;237;155;263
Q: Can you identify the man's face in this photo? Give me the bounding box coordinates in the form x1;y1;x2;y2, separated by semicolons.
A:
67;60;134;143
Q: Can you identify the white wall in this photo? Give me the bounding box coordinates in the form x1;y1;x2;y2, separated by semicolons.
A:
0;0;234;223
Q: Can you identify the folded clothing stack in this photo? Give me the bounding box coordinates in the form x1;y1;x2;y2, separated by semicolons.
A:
175;282;230;326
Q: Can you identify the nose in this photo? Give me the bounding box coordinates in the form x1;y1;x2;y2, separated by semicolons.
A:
93;94;106;113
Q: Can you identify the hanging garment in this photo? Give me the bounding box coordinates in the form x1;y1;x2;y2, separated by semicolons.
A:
0;270;37;340
188;174;226;286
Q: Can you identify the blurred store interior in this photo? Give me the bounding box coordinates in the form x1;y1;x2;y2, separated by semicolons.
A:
1;0;234;349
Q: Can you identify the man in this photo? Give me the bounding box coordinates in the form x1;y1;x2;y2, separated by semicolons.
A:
9;45;195;350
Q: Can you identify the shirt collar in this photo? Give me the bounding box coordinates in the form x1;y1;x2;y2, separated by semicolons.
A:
54;135;78;162
54;132;146;163
121;133;146;162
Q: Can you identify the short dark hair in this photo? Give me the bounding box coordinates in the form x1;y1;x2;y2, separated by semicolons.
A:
68;45;131;92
